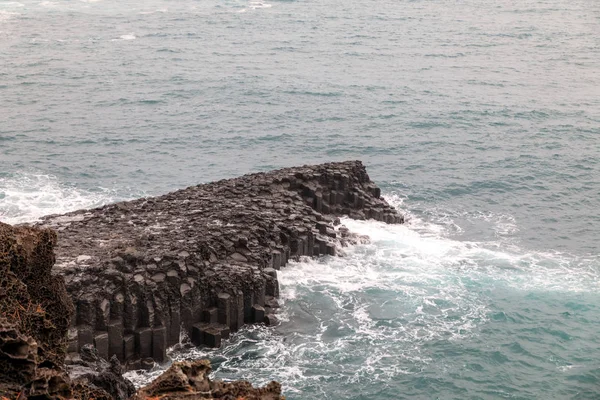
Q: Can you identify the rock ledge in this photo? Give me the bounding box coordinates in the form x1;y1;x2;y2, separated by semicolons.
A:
36;160;403;366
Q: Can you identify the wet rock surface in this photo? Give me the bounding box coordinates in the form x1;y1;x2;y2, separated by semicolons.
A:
35;161;403;366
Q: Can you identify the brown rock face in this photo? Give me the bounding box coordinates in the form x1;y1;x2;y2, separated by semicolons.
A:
130;360;283;400
0;223;75;399
0;223;74;368
36;160;403;366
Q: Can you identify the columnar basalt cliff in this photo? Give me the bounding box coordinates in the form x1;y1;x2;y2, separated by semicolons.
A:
36;161;403;367
0;223;132;399
0;223;282;399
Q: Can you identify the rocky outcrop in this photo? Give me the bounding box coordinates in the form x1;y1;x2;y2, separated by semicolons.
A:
35;160;403;366
131;360;283;400
0;223;278;399
69;345;136;400
0;222;133;399
0;222;74;398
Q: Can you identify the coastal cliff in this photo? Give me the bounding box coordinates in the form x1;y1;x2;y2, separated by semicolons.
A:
0;223;282;399
0;222;133;399
1;160;402;398
35;160;403;366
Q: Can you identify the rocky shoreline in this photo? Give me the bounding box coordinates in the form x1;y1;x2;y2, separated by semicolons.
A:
1;160;403;399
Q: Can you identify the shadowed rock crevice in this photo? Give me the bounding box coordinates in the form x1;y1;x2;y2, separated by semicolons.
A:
36;160;403;366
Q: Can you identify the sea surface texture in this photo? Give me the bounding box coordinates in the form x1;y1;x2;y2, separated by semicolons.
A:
1;0;600;398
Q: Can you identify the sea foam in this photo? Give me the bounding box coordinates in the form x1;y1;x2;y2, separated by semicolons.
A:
0;173;115;225
102;195;600;397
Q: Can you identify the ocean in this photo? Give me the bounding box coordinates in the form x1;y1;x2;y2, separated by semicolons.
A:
1;0;599;398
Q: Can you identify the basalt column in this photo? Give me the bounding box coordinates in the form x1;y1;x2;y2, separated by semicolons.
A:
37;160;404;365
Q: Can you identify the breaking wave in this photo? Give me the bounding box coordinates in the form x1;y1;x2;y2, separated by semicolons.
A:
0;173;116;224
125;196;600;398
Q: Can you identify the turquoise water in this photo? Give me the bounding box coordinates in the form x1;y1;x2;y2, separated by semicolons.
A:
1;0;600;398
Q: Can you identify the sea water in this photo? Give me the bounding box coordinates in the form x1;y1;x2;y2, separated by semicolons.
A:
1;0;599;398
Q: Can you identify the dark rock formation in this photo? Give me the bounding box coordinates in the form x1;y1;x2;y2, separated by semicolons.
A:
68;346;136;400
0;223;273;400
130;359;283;400
0;222;132;399
35;160;403;366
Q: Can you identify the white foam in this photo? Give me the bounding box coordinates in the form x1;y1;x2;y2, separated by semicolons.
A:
39;1;59;7
0;2;24;8
248;1;272;9
113;34;136;41
0;2;22;22
475;210;519;236
0;173;115;224
248;213;596;388
124;365;163;389
0;10;18;21
383;194;599;291
280;245;488;346
270;211;599;381
338;216;599;293
139;8;168;15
